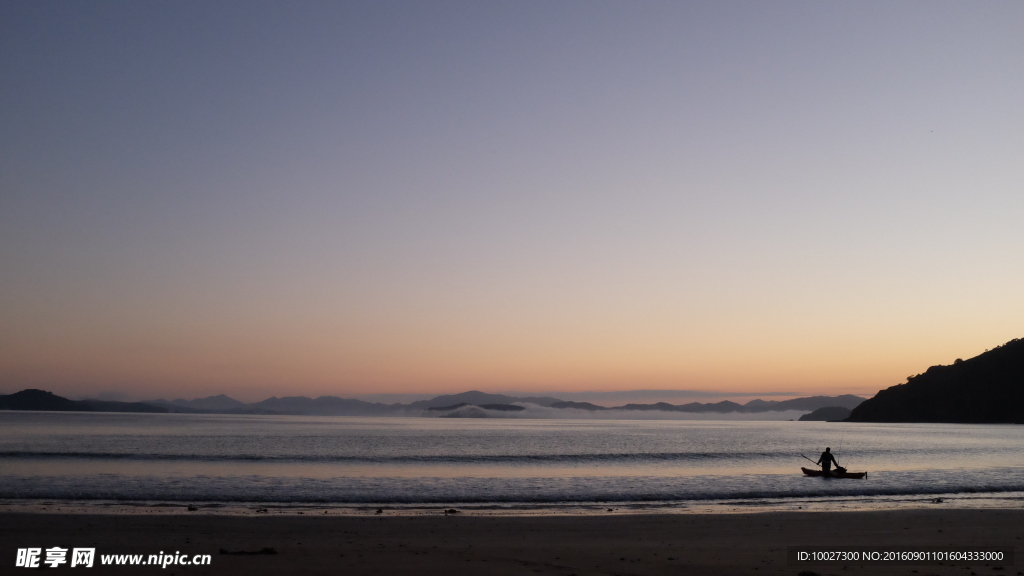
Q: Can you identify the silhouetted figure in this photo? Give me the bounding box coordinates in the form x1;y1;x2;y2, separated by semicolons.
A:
817;447;838;476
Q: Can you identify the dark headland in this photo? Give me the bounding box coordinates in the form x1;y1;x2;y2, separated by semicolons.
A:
848;337;1024;423
798;406;852;421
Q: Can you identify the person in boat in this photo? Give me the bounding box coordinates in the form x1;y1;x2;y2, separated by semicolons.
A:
817;447;839;476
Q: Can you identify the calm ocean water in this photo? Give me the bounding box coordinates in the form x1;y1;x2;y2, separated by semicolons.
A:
2;412;1023;512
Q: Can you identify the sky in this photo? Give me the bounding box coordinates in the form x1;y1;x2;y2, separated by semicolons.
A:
1;1;1022;402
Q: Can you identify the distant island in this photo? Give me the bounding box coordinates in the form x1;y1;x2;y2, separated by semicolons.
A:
0;389;166;413
797;406;852;421
0;388;863;419
848;337;1024;423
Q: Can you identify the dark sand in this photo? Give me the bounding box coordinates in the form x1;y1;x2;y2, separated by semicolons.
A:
2;509;1021;575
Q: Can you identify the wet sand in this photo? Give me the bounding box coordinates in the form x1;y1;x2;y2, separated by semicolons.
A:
2;509;1021;575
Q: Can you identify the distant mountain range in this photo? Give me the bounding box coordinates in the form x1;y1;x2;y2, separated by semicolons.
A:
12;337;1020;423
0;388;864;418
849;337;1024;423
552;395;865;413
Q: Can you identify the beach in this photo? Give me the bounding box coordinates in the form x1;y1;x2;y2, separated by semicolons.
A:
3;508;1021;575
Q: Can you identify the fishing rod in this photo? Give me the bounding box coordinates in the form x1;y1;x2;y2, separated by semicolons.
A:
803;452;842;468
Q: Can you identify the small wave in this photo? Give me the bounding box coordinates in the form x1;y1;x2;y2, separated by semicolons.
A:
3;472;1024;505
0;450;784;464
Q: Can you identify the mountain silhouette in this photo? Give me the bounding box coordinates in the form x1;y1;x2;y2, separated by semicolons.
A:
848;337;1024;423
798;406;852;421
2;388;863;418
0;389;167;413
604;395;863;413
549;401;606;411
174;394;246;411
406;390;563;410
241;395;399;416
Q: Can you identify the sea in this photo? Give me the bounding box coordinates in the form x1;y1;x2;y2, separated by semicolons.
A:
2;411;1024;515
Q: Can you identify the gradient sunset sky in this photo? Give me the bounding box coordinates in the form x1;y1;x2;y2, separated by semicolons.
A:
2;1;1022;402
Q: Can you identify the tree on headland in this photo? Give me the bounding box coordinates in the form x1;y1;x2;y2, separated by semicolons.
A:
848;338;1024;423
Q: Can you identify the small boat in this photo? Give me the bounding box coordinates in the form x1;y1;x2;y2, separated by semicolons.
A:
801;467;866;479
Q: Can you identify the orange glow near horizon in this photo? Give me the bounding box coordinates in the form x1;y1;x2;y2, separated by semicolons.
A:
2;297;1017;402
